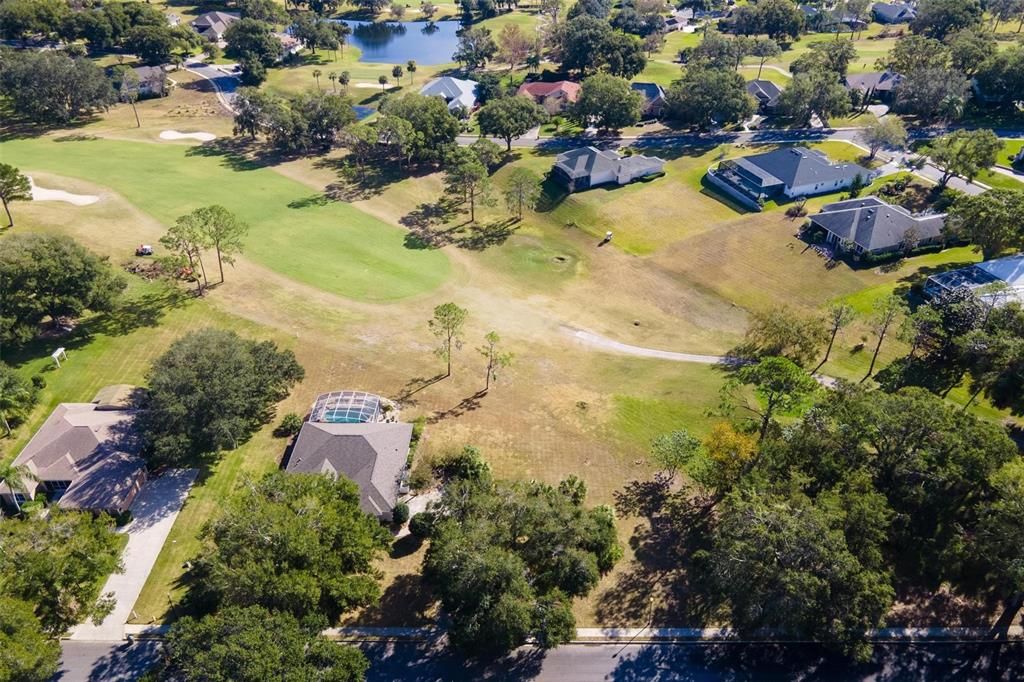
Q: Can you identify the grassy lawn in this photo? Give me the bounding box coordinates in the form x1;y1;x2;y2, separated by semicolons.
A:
0;137;450;302
977;168;1024;191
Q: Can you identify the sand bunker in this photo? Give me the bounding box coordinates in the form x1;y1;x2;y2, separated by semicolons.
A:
29;177;99;206
160;130;216;142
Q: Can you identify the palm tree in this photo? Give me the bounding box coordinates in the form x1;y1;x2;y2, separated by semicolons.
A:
328;71;338;93
378;74;389;93
391;64;404;85
406;59;417;84
312;69;322;91
0;463;36;514
339;71;350;93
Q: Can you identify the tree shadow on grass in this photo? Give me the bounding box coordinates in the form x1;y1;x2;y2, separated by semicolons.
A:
183;136;286;172
396;373;447;404
427;390;486;424
597;480;719;628
343;573;435;627
311;157;423;202
1;284;188;369
0;114;97;142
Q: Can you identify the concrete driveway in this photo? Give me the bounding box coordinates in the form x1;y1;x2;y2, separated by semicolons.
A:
68;470;197;642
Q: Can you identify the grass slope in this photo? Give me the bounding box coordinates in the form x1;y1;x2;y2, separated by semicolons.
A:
0;137;449;302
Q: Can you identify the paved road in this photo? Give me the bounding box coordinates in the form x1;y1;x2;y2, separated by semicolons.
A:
58;638;1024;681
357;639;1024;682
55;641;162;682
184;60;239;112
69;470;197;641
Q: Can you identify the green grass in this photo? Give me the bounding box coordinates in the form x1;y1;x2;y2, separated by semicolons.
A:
0;280;261;463
999;138;1024;165
976;168;1024;191
0;137;450;302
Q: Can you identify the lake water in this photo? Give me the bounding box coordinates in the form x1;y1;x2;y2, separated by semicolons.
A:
338;20;460;65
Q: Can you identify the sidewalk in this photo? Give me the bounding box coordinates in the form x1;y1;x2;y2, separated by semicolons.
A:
69;470;198;641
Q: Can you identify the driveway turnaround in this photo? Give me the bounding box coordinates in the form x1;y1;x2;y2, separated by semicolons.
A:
68;469;198;642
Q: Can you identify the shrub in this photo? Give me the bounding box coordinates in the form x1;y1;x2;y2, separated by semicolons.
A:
30;374;46;389
435;445;491;483
274;412;303;438
392;502;410;525
409;511;434;538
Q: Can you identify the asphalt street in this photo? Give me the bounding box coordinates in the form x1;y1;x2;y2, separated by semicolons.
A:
58;639;1024;681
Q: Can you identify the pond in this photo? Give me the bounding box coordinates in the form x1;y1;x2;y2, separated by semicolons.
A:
338;19;461;65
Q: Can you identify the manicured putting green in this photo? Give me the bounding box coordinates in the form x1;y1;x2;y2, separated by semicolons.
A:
0;138;450;302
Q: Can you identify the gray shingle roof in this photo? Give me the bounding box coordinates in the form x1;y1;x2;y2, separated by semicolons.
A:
286;421;412;517
554;146;620;179
733;147;870;191
630;82;665;103
872;2;916;22
419;77;478;111
746;79;783;106
811;197;946;252
846;71;902;93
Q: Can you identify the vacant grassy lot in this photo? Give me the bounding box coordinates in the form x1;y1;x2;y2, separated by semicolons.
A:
1;137;450;302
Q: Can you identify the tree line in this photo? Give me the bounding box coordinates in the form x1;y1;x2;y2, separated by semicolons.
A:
644;346;1021;660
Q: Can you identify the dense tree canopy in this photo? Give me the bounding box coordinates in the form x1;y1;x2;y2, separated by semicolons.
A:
571;72;643;130
186;472;389;623
0;511;123;636
135;328;304;466
559;15;646;78
163;605;369;682
0;50;116;123
974;46;1024;106
911;0;983;40
664;65;756;130
0;233;126;346
0;596;60;682
224;18;282;66
378;93;461;164
777;66;851;126
689;380;1021;659
710;482;894;661
477;95;547;150
948;189;1024;260
424;461;621;654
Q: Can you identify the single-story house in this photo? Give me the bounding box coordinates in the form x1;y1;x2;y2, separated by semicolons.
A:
419;76;478;114
274;32;303;58
0;386;147;514
284;391;411;520
846;70;902;102
872;2;916;24
552;146;666;193
924;253;1024;305
631;82;667;118
665;8;694;31
516;80;581;114
707;147;873;210
808;196;945;256
746;79;783;114
824;13;869;31
132;66;169;97
191;11;240;42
